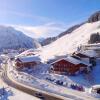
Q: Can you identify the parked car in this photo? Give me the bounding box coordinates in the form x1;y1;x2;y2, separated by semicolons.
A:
89;85;100;98
35;92;45;100
70;84;84;92
46;77;55;82
55;80;63;86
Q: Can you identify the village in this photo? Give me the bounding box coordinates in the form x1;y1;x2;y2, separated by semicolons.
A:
0;43;100;100
2;44;99;94
13;44;99;75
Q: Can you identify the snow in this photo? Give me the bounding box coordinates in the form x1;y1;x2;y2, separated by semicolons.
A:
49;59;100;87
89;84;100;98
64;56;90;65
8;65;99;100
22;58;100;89
8;88;40;100
91;59;100;84
39;21;100;62
78;50;98;58
0;59;40;100
51;56;90;66
0;75;40;100
48;59;100;88
1;20;100;99
16;48;41;57
15;55;41;63
92;85;100;89
2;50;99;100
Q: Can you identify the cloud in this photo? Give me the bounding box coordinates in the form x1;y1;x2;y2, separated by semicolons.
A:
3;10;82;38
1;10;52;24
13;22;68;38
11;19;82;39
1;9;68;38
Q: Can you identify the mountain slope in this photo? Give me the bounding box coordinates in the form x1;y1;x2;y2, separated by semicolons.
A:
0;26;41;51
39;21;100;62
40;24;83;46
41;11;100;46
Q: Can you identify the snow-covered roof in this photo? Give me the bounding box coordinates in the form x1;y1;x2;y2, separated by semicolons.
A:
64;56;82;64
16;48;41;58
83;43;100;47
51;56;90;66
78;50;97;58
65;56;90;65
16;56;41;63
92;85;100;89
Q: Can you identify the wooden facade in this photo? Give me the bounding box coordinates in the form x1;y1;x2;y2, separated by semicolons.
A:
50;58;89;75
15;56;40;69
73;52;96;66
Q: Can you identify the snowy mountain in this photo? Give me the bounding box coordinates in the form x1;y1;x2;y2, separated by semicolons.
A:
41;11;100;46
39;21;100;62
38;11;100;61
40;24;83;46
0;26;41;51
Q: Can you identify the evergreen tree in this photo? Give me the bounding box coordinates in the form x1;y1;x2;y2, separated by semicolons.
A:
89;32;100;43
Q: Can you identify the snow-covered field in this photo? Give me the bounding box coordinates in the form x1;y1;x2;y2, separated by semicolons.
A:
8;88;40;100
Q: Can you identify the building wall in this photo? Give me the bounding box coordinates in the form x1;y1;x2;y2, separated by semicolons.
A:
51;59;83;75
15;61;38;69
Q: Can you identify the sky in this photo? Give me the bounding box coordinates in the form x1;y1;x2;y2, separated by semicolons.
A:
0;0;100;38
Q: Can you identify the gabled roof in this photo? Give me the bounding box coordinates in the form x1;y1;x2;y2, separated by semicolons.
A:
92;85;100;89
75;50;97;58
51;56;90;66
75;53;90;58
16;56;41;63
64;56;82;65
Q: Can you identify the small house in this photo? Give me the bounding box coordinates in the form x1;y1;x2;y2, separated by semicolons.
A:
15;56;41;69
73;50;97;66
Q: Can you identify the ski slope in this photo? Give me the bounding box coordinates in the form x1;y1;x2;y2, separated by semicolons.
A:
39;21;100;62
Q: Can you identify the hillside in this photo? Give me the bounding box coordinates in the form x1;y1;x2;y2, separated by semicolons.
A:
39;21;100;62
40;24;83;46
40;11;100;46
0;26;41;51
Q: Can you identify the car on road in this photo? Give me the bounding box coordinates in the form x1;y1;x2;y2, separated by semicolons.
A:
35;92;45;100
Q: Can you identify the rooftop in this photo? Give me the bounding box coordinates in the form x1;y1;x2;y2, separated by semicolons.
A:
51;56;90;66
76;50;97;58
16;55;41;63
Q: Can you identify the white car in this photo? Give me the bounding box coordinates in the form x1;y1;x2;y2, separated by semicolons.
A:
89;85;100;98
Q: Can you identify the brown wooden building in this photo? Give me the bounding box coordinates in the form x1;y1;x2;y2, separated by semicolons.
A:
50;56;91;75
15;56;41;69
72;51;96;66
